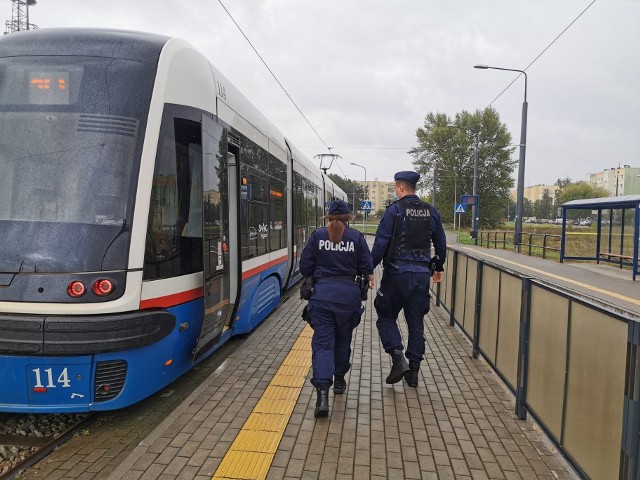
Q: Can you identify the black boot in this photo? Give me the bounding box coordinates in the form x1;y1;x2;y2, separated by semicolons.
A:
404;360;420;387
386;350;410;384
334;375;346;394
314;386;329;418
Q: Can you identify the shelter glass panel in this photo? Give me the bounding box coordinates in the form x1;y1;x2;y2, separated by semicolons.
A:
463;258;477;333
444;252;454;310
453;255;467;327
478;266;500;364
495;273;521;389
563;303;626;480
526;286;569;441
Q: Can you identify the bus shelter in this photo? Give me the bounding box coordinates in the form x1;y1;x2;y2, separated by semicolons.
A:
560;195;640;281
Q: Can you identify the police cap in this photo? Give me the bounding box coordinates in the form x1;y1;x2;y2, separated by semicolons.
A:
394;171;420;187
328;199;350;215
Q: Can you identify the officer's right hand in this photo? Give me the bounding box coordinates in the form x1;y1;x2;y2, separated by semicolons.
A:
368;274;375;290
432;271;443;284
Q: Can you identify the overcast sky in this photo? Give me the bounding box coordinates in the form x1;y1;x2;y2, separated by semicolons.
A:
6;0;638;188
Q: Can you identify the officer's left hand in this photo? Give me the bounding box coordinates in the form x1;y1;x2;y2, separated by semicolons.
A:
368;274;375;290
432;271;443;284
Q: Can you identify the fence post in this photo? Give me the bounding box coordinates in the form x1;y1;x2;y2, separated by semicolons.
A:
620;321;640;480
449;252;458;327
472;261;483;359
515;277;532;420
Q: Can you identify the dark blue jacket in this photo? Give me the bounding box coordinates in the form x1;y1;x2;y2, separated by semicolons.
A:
371;194;446;274
300;224;373;305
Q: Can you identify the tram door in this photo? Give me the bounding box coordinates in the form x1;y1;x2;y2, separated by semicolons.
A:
194;115;235;360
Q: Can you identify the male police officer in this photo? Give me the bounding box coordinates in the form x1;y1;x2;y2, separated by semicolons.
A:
372;171;446;387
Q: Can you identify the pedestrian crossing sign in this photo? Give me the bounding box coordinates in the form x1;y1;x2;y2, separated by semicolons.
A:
455;203;466;214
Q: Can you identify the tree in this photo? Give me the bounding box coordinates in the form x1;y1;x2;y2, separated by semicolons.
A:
554;177;572;205
328;173;365;214
409;108;515;228
557;182;609;205
505;196;516;222
523;197;534;218
537;189;554;220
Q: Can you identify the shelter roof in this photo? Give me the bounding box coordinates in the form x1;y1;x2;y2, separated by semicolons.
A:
562;195;640;208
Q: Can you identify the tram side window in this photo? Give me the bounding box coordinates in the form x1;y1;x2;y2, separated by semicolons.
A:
269;177;286;250
144;108;203;280
268;154;287;251
304;179;317;235
241;167;268;259
293;171;306;247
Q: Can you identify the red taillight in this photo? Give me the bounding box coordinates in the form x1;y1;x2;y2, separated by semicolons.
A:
67;281;86;298
92;279;115;296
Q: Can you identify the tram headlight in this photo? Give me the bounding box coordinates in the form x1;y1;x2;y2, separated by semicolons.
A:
67;280;86;298
92;279;115;296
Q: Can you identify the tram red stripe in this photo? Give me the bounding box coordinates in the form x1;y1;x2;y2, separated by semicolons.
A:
140;255;288;308
140;287;203;309
242;254;288;281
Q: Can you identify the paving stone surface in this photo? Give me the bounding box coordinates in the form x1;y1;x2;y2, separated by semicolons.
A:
18;268;578;480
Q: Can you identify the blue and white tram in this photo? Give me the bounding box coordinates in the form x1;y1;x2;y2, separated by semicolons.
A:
0;28;346;413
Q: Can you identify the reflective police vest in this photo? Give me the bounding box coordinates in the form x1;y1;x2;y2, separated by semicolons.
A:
384;197;433;266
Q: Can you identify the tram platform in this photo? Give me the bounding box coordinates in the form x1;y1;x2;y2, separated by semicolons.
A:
449;241;639;316
18;267;579;480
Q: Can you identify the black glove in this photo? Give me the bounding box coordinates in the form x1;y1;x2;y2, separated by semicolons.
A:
430;256;439;277
299;277;315;300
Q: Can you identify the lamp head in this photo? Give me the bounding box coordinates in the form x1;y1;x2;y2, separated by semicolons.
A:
474;64;489;69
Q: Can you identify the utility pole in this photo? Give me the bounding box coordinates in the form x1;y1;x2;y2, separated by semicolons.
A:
5;0;38;35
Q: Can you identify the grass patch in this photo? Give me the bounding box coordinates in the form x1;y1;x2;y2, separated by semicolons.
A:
478;223;636;269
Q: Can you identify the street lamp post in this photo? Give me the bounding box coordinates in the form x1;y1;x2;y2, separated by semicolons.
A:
351;162;367;233
446;124;479;240
474;64;527;252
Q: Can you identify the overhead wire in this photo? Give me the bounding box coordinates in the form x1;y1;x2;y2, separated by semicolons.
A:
487;0;597;106
298;146;412;150
216;0;332;153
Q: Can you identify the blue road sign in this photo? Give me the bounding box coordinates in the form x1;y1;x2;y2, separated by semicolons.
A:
455;203;466;214
361;200;372;211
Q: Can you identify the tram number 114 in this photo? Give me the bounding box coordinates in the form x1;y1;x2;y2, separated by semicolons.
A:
32;367;71;388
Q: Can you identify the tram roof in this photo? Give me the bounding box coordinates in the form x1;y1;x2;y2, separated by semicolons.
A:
0;28;169;63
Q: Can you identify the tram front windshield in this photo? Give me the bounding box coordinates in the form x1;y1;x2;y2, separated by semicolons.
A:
0;56;155;273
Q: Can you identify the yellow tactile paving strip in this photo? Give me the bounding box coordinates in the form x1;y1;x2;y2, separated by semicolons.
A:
212;324;313;480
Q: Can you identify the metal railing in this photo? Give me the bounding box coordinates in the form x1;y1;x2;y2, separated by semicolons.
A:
478;230;562;260
433;246;640;480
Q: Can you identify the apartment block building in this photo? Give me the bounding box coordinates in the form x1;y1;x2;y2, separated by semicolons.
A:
510;184;560;203
586;165;640;196
353;179;396;214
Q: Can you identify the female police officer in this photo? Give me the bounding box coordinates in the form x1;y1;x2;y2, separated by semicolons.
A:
300;199;374;418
